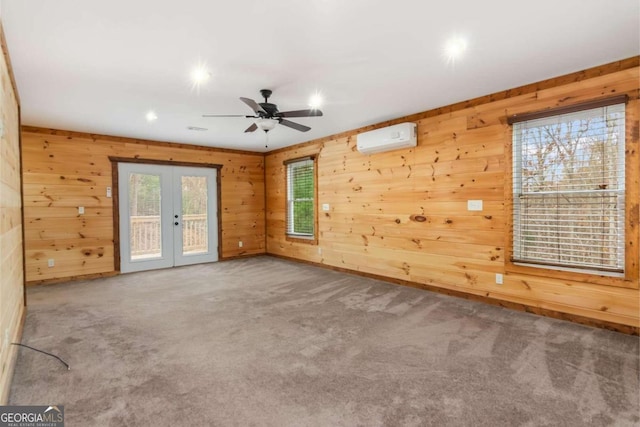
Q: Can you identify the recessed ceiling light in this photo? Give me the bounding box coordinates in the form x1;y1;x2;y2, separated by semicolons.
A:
444;36;467;64
187;126;208;131
145;111;158;122
308;91;323;109
191;67;210;83
191;63;211;91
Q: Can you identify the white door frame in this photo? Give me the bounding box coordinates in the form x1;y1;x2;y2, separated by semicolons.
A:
115;160;221;274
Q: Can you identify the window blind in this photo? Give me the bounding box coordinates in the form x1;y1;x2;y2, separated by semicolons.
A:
286;158;315;237
512;102;625;272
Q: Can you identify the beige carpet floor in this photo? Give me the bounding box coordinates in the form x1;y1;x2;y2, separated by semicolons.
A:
9;256;640;426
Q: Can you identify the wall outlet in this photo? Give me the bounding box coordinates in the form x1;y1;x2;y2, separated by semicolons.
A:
78;206;85;215
238;241;243;248
495;273;503;285
467;200;483;211
322;203;330;211
48;259;55;268
318;247;322;255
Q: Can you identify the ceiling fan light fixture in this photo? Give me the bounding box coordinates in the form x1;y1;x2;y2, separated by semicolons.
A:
255;118;278;132
204;90;321;135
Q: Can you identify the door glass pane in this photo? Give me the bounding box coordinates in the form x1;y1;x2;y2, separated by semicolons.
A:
181;176;208;255
129;173;162;260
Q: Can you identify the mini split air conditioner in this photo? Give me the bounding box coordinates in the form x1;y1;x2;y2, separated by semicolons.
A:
356;122;417;154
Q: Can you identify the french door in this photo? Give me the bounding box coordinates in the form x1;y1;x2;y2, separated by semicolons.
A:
118;163;218;273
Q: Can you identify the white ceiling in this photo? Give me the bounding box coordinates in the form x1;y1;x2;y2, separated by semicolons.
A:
2;0;638;152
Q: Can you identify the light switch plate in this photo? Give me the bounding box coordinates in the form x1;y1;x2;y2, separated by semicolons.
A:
467;200;483;211
322;203;330;211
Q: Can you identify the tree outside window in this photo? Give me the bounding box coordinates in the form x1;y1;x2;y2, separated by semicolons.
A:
286;158;315;238
511;102;625;273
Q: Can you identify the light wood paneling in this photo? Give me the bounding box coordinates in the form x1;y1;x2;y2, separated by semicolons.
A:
22;129;266;283
0;21;25;403
266;58;640;329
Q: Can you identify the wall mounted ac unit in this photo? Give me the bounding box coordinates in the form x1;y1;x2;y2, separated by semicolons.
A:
356;122;417;154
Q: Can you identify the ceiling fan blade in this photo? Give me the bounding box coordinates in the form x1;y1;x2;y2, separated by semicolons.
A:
279;109;323;118
244;123;258;133
240;97;267;115
280;119;311;132
202;114;248;118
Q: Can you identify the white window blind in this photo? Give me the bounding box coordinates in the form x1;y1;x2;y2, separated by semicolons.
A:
286;158;315;238
512;102;625;272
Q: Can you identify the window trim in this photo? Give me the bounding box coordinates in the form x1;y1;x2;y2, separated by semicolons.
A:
507;95;628;124
284;155;318;245
505;95;638;289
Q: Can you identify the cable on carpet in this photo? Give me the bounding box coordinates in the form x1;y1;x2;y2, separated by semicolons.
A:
11;343;70;370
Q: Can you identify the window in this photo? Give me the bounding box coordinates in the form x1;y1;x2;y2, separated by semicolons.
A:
510;99;626;273
285;156;315;239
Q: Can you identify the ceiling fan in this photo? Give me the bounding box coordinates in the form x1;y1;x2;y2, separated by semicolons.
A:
203;89;323;133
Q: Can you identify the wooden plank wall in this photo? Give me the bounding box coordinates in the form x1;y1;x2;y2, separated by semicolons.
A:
21;129;265;283
265;59;640;329
0;22;24;403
